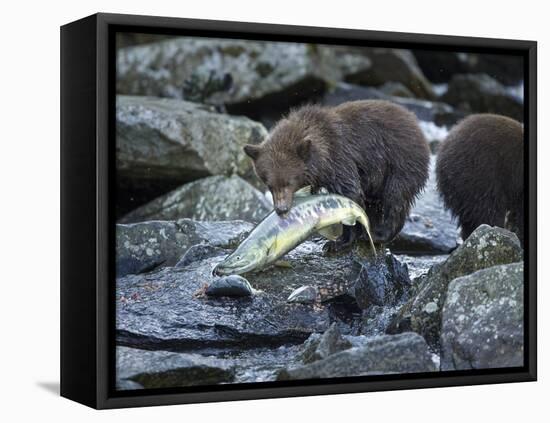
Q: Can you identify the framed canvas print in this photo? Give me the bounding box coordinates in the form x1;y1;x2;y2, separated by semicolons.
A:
60;13;537;409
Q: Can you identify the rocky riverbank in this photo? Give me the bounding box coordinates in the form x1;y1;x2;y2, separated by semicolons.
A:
115;35;524;389
116;223;523;388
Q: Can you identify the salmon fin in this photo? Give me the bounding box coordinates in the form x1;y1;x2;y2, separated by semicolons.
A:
274;260;293;268
318;224;343;241
294;186;312;197
341;216;357;226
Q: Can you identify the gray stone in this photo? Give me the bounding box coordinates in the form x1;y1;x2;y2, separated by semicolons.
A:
116;95;267;188
287;285;318;304
116;346;235;389
116;239;364;351
175;244;224;268
442;73;523;121
299;323;352;364
121;175;272;224
116;379;143;391
391;157;460;254
353;250;411;308
277;332;437;380
412;50;468;83
344;48;435;99
116;218;253;277
322;83;463;127
378;81;415;98
388;225;523;348
206;275;254;297
441;263;524;370
116;38;372;110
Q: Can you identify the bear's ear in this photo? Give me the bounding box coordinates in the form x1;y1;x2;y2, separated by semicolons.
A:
297;138;312;160
244;144;262;160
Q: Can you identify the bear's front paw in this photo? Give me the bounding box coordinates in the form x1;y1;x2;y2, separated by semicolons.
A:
322;239;354;255
372;225;397;244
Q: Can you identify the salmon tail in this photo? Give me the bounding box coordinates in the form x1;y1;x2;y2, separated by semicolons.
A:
358;213;377;257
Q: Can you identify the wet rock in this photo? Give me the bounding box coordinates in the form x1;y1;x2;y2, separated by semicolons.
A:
344;48;435;99
378;81;414;98
175;244;224;268
440;262;524;370
462;53;524;85
116;379;143;390
116;95;267;209
287;286;318;304
206;275;254;297
116;219;253;277
391;157;460;254
116;38;372;118
391;96;465;127
322;83;386;105
323;83;463;126
116;33;175;49
442;74;523;121
277;332;436;380
121;175;272;224
353;250;411;308
299;323;352;364
388;225;523;348
412;51;523;86
412;50;469;83
311;45;373;84
116;346;235;389
117;240;363;351
114;37;292;102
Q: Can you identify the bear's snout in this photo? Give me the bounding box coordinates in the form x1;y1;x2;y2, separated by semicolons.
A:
272;188;293;216
275;204;290;215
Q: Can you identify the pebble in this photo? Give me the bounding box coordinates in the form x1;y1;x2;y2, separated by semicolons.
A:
205;275;254;297
287;285;317;304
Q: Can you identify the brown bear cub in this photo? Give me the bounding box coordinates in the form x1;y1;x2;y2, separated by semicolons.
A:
243;100;431;247
436;114;524;244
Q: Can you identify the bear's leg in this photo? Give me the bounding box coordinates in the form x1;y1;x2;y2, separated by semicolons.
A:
459;221;478;241
323;225;358;254
374;178;412;243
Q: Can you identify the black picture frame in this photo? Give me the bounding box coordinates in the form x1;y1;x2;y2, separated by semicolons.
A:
60;12;537;409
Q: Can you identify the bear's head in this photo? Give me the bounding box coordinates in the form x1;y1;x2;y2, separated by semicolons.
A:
244;117;318;216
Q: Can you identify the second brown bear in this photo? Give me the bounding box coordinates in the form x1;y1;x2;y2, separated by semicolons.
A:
244;100;431;246
436;114;524;244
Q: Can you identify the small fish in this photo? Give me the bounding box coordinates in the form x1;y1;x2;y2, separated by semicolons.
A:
213;187;376;275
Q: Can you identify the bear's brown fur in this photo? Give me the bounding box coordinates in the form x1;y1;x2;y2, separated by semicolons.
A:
244;100;431;244
436;114;524;244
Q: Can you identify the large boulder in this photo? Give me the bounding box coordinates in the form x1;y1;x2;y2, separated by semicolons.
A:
116;346;235;389
277;332;436;380
298;323;352;364
391;157;460;254
116;218;253;277
116;95;267;215
322;83;463;127
412;51;524;86
116;38;372;116
461;53;524;85
412;50;469;83
116;239;365;351
388;225;523;348
440;263;524;370
441;74;523;121
353;250;411;308
344;48;435;99
121;175;272;224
